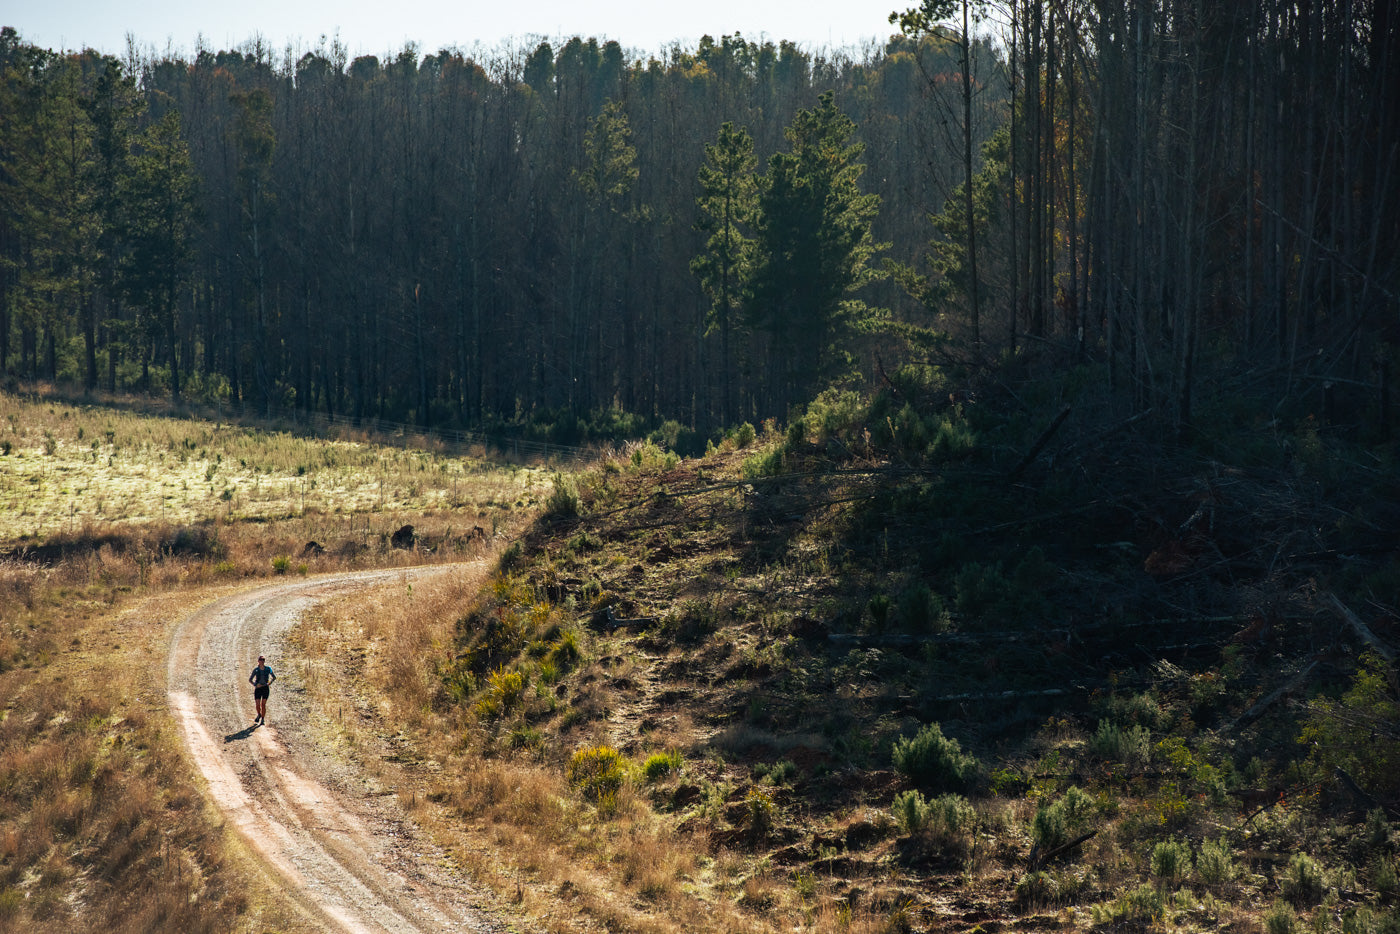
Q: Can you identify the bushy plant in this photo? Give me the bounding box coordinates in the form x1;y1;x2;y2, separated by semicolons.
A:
1089;720;1152;769
753;759;797;785
1265;901;1298;934
1283;852;1325;906
1197;836;1237;887
868;593;892;628
891;790;974;839
1031;785;1096;850
1300;652;1400;799
642;749;682;783
1092;884;1165;925
473;667;526;720
546;629;581;673
746;786;776;839
544;473;581;518
1374;857;1399;899
1151;839;1192;888
891;722;979;792
567;745;628;805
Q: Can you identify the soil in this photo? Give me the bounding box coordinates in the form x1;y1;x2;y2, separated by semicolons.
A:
165;568;512;934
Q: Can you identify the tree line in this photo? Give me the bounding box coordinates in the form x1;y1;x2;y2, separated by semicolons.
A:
1;0;1396;443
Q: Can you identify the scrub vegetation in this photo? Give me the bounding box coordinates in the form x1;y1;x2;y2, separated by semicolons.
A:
291;366;1400;934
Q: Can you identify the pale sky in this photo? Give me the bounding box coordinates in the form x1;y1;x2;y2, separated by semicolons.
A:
5;0;907;61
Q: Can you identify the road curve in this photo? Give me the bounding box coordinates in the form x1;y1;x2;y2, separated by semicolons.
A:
167;567;504;934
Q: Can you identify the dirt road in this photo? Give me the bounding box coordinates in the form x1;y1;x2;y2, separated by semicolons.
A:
167;568;506;934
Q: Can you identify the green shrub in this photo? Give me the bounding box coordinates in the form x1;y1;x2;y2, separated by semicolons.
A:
544;473;581;518
271;554;290;574
1151;839;1191;888
1092;884;1165;925
567;745;628;805
891;722;979;792
642;749;682;783
741;445;784;478
1089;720;1152;769
1197;836;1237;887
1265;901;1298;934
474;667;526;720
953;561;1009;617
1014;871;1056;910
1374;857;1398;899
891;790;974;839
746;786;776;838
731;422;756;448
753;759;797;786
1031;785;1095;850
896;582;947;631
1283;853;1325;906
868;593;892;628
546;629;582;672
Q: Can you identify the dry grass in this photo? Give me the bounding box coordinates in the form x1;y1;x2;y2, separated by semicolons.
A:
289;570;921;934
0;391;549;932
0;389;548;542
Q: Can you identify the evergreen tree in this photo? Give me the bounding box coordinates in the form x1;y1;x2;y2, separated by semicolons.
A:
745;91;885;416
691;121;756;428
118;108;197;400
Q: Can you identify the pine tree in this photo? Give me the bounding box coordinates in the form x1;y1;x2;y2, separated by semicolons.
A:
745;91;885;416
118;109;198;401
691;121;756;429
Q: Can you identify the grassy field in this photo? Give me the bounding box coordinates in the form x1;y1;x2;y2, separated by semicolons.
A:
0;388;549;932
0;392;539;543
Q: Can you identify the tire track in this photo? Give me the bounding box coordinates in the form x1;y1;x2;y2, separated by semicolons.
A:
167;567;504;934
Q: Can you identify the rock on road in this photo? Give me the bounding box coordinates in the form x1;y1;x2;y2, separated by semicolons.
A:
166;567;507;934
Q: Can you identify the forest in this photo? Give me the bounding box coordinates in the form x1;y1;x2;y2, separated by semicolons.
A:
1;0;1397;444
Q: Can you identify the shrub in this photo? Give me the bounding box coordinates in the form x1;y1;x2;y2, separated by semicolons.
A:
1092;884;1165;925
731;422;756;448
642;750;682;783
891;722;979;792
1197;836;1237;887
270;555;290;574
868;593;892;628
546;629;581;672
891;790;974;839
1014;871;1057;910
1283;853;1325;906
1265;901;1298;934
474;667;526;720
544;473;581;518
1151;839;1192;888
753;759;797;786
1031;785;1095;850
1374;857;1398;899
1089;720;1152;769
896;582;947;631
746;786;776;840
567;745;628;805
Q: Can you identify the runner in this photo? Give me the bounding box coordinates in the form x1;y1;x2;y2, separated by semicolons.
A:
249;655;276;724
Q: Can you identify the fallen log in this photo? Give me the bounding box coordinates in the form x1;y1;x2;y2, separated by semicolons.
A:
1327;593;1395;663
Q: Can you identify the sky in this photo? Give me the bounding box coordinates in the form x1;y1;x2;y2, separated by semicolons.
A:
5;0;908;61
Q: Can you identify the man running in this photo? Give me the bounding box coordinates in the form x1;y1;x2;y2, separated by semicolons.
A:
249;655;276;724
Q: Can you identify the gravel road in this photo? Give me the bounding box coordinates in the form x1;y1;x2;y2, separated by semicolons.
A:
166;568;507;934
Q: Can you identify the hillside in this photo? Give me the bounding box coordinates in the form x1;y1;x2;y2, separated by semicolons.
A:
290;373;1400;933
2;379;1398;933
